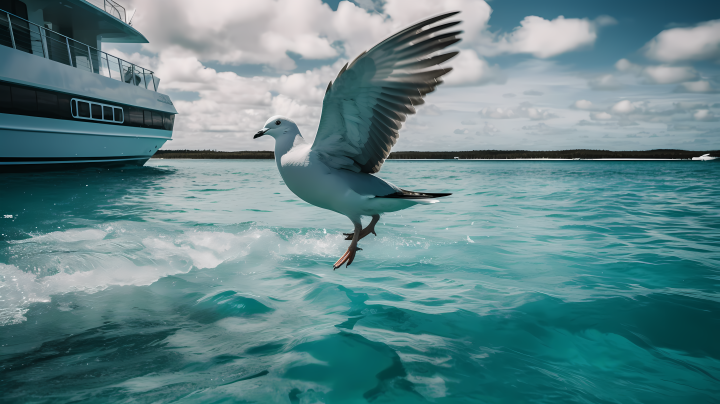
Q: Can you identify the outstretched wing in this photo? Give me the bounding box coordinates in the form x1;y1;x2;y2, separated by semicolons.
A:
311;12;462;173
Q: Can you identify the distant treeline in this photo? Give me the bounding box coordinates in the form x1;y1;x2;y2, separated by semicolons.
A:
153;149;718;160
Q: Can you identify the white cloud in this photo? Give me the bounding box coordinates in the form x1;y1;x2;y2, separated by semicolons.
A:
614;59;699;85
615;58;641;73
590;112;613;121
479;102;558;120
572;100;594;110
674;80;719;93
694;110;717;121
496;15;615;58
611;100;635;114
644;19;720;63
523;90;544;96
641;65;698;84
443;50;506;86
126;0;363;70
383;0;492;45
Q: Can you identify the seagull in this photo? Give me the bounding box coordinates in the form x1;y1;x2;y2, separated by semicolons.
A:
254;12;461;269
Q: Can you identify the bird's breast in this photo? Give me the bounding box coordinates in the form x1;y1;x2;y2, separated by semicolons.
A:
279;158;348;213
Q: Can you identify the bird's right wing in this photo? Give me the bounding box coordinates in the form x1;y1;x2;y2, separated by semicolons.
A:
311;12;461;174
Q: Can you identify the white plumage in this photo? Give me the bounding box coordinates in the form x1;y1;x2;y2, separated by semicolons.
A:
254;12;461;269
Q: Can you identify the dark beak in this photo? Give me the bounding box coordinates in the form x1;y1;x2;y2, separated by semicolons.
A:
254;128;269;139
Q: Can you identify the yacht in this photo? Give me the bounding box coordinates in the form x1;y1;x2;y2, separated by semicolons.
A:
0;0;176;172
692;154;717;161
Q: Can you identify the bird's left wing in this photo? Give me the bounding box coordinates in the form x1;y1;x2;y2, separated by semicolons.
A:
311;12;462;173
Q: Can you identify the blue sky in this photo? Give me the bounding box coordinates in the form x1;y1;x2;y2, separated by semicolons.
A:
113;0;720;151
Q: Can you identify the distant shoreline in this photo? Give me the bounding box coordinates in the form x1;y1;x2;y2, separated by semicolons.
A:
153;149;719;160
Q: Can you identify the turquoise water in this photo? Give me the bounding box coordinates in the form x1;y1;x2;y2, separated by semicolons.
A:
1;160;719;403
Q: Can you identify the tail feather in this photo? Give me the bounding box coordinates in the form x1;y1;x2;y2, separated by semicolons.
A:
375;188;452;199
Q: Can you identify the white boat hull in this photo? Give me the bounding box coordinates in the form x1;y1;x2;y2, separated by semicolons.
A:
0;113;171;172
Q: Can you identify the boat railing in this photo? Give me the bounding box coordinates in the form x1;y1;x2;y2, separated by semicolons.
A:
0;10;160;92
85;0;127;24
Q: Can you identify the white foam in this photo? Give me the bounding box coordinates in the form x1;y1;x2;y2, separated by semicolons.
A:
0;224;287;326
12;228;107;244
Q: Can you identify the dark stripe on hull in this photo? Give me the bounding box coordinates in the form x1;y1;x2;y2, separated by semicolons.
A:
0;157;149;173
0;155;149;162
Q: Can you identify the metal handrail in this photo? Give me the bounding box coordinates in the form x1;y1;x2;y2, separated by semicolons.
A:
85;0;127;24
0;9;160;92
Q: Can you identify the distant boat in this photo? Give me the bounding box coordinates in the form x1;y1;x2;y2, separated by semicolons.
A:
692;154;718;161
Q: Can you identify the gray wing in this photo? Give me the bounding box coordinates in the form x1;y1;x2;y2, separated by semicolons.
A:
310;12;462;174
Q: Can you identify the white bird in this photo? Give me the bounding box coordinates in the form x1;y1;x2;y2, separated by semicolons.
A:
254;12;461;269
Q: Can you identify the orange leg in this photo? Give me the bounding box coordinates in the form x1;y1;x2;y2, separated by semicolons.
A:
334;220;363;270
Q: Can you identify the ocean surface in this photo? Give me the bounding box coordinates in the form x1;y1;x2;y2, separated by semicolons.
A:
1;160;719;403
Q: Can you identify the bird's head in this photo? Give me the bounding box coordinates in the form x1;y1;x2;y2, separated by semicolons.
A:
254;115;298;140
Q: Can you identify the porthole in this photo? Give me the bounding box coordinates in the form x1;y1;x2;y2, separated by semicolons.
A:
70;98;124;124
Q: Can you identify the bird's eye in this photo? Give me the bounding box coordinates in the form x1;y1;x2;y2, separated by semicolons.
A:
275;120;281;125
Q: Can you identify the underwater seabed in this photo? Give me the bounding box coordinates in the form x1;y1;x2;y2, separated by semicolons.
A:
0;160;719;403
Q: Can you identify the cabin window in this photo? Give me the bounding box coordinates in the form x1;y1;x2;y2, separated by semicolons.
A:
70;98;124;124
0;84;11;110
152;111;163;129
127;107;143;125
163;114;174;131
37;91;58;117
78;101;90;118
11;86;36;112
91;104;102;120
143;110;152;127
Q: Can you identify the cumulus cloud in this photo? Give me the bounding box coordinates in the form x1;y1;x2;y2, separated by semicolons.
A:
479;102;558;120
611;100;636;114
644;19;720;63
641;65;699;84
443;50;506;86
575;99;719;131
674;80;720;93
694;109;718;121
614;58;699;85
461;120;477;125
590;112;613;121
615;58;642;73
494;15;616;58
571;100;595;110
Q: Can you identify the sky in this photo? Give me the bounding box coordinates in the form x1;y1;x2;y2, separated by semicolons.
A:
110;0;720;151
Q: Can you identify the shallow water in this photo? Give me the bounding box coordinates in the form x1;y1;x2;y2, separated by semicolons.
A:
1;160;719;403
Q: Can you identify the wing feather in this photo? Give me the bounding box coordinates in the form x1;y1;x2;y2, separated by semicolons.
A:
311;12;461;173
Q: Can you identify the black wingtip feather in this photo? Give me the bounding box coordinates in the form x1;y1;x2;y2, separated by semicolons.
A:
376;189;452;199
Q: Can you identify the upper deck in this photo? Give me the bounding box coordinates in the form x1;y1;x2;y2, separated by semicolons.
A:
0;0;147;45
1;1;163;95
